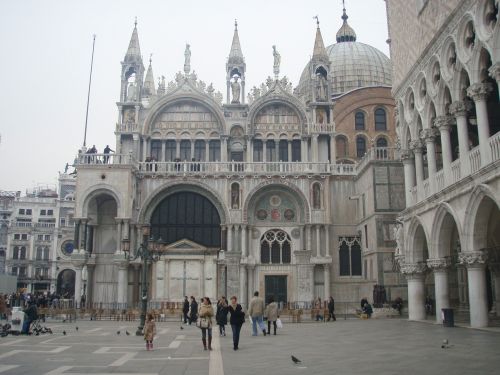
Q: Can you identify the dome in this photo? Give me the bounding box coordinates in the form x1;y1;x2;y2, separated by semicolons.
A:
327;41;392;95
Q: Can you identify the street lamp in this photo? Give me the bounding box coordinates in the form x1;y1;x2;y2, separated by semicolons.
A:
122;225;163;336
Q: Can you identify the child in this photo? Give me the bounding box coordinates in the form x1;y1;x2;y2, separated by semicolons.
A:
143;313;156;351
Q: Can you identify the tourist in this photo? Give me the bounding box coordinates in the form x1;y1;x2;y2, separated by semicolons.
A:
103;145;114;164
362;302;373;318
392;297;403;315
360;297;368;309
248;291;266;336
265;297;278;335
143;313;156;351
314;297;323;321
216;296;228;336
425;296;434;315
327;296;336;321
227;296;245;350
198;297;214;350
22;300;38;334
0;294;6;320
189;296;198;325
182;296;190;324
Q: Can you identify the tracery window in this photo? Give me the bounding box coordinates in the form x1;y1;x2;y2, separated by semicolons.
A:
339;237;362;276
260;230;291;264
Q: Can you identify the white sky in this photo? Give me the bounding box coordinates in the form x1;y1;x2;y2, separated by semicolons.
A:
0;0;389;193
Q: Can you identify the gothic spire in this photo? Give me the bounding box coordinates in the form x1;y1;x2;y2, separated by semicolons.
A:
142;54;156;97
124;18;142;62
312;16;328;59
228;19;244;64
336;0;357;43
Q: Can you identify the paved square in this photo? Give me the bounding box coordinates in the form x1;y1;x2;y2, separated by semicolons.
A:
0;319;499;374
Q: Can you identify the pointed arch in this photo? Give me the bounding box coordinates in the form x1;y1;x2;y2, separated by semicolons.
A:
405;216;431;263
430;202;464;258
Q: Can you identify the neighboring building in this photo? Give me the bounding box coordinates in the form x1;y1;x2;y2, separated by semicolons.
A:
4;175;76;294
0;191;18;274
71;8;405;308
386;0;500;327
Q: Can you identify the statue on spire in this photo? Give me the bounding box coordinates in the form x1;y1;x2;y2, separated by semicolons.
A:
231;75;241;104
184;44;191;74
272;45;281;79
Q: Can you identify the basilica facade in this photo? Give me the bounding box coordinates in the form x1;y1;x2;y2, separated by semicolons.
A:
72;9;404;309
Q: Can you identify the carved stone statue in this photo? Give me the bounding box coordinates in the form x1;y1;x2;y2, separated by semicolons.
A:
184;44;191;74
316;74;327;101
272;45;281;78
126;82;137;102
313;183;321;209
394;223;402;255
231;75;241;104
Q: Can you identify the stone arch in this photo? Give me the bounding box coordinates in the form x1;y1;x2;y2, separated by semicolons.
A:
80;185;123;218
405;216;430;263
415;72;428;111
469;44;494;84
440;35;459;82
430;203;464;259
142;92;226;135
474;0;498;43
456;13;477;64
243;181;311;224
463;184;500;251
138;181;229;226
403;87;416;124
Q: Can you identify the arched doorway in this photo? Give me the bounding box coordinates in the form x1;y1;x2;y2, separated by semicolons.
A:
57;269;76;298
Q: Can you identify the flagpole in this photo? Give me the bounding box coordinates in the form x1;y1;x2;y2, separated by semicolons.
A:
83;34;96;148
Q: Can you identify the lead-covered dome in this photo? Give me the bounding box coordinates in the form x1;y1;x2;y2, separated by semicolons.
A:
327;41;392;96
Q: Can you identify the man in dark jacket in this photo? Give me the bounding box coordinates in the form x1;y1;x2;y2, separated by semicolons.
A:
22;301;38;334
327;296;336;321
182;296;190;324
189;296;198;325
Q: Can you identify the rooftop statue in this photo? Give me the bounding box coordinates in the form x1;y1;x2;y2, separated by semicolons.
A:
273;45;281;78
184;44;191;74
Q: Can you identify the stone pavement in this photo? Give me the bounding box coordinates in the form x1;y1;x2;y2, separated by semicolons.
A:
0;318;500;374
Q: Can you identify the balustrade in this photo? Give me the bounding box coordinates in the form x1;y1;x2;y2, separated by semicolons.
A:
490;132;500;162
469;146;482;174
435;170;445;191
450;159;461;183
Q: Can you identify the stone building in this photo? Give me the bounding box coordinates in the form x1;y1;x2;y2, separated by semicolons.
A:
386;0;500;327
72;9;405;308
3;175;76;295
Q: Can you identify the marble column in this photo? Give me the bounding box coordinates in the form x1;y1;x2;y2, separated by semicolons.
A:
155;260;165;300
306;225;312;253
410;140;424;186
164;259;170;300
427;258;451;323
467;83;494;166
240;265;247;306
316;225;321;258
205;141;210;162
241;225;247;257
324;225;330;258
221;137;228;162
301;137;308;162
115;219;122;255
459;251;489;328
329;135;336;163
422;128;438;189
323;264;330;300
312;135;319;162
262;140;267;162
161;141;166;162
434;116;454;178
133;134;140;160
401;263;427;321
74;266;83;302
117;261;129;305
199;260;205;297
287;140;292;162
227;225;233;252
401;151;415;207
274;140;279;162
449;101;472;174
247;265;255;306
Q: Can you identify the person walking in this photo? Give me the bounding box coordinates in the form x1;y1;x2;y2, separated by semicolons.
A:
265;297;279;335
327;296;337;321
182;296;190;324
189;296;198;325
314;297;323;321
227;296;245;350
198;297;214;351
216;296;228;336
248;291;266;336
143;313;156;351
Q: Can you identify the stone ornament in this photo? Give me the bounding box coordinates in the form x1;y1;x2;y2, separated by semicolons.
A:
449;100;473;117
399;262;428;275
184;44;191;74
409;139;423;152
433;115;454;131
458;250;488;267
466;82;494;102
426;257;451;271
488;63;500;83
273;45;281;78
231;75;241;104
420;127;439;142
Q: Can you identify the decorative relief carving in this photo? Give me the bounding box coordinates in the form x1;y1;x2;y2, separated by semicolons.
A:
467;82;494;102
458;250;488;267
399;262;428;276
427;257;451;271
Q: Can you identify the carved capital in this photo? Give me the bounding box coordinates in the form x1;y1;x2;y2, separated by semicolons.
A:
409;139;423;152
420;127;439;143
400;262;428;276
488;63;500;82
449;100;473;117
458;250;488;268
400;150;414;162
433;115;454;132
467;82;494;102
427;257;451;271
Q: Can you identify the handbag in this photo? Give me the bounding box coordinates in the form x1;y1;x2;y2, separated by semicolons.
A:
276;318;283;329
196;317;209;329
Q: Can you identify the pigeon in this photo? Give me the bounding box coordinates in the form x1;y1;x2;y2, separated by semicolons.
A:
126;331;130;336
62;319;66;323
441;339;453;349
291;355;301;364
117;331;120;335
180;326;184;330
75;327;79;331
63;331;66;336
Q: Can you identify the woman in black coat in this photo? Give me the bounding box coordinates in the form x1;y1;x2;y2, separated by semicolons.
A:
227;296;245;351
189;296;198;325
216;297;228;336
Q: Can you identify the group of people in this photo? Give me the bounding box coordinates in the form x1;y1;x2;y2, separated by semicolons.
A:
312;297;337;322
84;145;114;164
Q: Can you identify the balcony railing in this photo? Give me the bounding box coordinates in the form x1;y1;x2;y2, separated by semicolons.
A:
356;147;397;173
13;222;32;228
489;132;500;162
115;122;138;133
78;153;135;165
137;161;356;176
34;222;55;228
309;123;335;133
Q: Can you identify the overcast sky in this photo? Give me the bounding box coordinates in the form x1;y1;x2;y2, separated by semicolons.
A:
0;0;389;193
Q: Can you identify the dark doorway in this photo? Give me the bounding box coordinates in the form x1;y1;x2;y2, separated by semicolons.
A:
265;275;287;304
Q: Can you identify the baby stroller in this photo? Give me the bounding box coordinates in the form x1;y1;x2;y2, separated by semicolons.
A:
30;317;52;335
